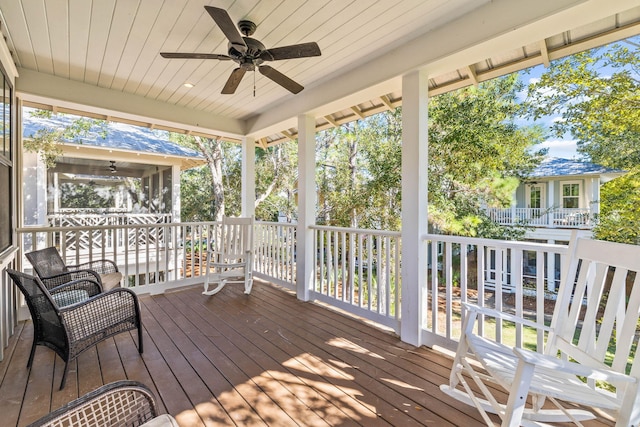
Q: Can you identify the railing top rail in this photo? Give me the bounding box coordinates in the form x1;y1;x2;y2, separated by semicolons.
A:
18;221;220;233
423;233;570;254
255;221;297;228
309;224;401;237
47;212;173;217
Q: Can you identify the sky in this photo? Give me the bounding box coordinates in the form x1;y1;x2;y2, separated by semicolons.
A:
516;63;579;160
515;34;639;160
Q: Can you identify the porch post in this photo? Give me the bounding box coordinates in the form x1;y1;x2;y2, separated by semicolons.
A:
547;181;555;227
296;114;316;301
171;164;181;222
400;70;428;347
241;137;256;217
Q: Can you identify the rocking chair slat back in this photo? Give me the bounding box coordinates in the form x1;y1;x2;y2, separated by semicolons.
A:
441;232;640;426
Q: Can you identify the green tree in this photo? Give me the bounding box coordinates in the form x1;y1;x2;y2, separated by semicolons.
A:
593;169;640;245
172;134;236;222
526;40;639;168
525;39;640;243
314;74;543;237
60;181;115;209
428;74;545;237
174;133;298;222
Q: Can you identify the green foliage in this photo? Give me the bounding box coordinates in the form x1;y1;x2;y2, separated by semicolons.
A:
23;110;107;168
525;39;640;243
172;133;241;221
429;75;545;237
60;181;115;209
173;132;298;222
525;41;640;169
314;74;543;237
254;141;298;222
593;169;640;245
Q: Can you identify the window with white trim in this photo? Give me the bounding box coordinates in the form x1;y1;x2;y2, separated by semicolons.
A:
561;182;580;209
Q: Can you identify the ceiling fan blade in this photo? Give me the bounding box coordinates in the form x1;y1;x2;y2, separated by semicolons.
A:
160;52;231;60
260;42;321;61
222;68;247;94
259;65;304;94
204;6;247;53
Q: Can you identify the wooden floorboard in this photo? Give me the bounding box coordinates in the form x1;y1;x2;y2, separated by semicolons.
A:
0;280;616;426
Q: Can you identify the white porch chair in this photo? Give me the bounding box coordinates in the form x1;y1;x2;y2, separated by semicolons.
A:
440;232;640;426
203;216;254;296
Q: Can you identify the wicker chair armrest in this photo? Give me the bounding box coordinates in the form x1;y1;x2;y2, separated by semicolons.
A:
49;278;103;297
27;380;158;427
41;269;102;289
60;288;140;339
68;259;119;274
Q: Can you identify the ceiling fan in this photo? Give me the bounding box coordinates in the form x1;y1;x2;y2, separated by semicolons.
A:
160;6;322;95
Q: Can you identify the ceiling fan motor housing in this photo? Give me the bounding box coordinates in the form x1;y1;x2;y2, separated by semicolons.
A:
228;37;265;64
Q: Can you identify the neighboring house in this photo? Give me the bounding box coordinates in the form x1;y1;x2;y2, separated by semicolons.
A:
21;108;206;227
486;157;625;291
21;108;207;284
488;157;625;243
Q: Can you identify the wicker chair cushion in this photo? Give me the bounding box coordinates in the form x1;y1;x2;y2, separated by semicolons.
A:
139;414;180;427
51;290;89;307
100;272;122;290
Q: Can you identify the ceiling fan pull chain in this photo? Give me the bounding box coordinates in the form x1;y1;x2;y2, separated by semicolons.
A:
253;70;256;97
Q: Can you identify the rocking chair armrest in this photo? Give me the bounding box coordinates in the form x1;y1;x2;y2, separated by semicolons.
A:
68;259;119;274
40;269;102;289
462;302;551;333
49;278;103;297
513;347;636;384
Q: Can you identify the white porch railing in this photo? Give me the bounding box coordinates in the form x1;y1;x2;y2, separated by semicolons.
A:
15;221;572;354
254;222;297;289
18;222;219;293
311;225;402;333
487;207;593;228
422;233;568;352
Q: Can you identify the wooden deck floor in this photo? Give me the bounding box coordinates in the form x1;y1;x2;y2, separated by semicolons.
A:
0;281;615;426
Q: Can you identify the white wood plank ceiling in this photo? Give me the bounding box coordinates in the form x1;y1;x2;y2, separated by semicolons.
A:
1;1;639;145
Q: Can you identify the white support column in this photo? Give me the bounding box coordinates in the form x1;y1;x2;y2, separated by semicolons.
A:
547;180;555;226
241;136;256;217
590;177;599;216
171;164;181;222
547;239;556;292
296;114;316;302
400;70;429;347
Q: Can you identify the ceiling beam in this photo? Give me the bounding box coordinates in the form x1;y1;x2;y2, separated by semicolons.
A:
465;65;479;86
539;39;551;67
247;0;636;138
16;68;246;140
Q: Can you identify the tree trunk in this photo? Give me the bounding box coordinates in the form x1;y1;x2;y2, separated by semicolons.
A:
193;136;225;222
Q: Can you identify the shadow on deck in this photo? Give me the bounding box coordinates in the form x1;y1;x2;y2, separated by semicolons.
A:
0;280;613;426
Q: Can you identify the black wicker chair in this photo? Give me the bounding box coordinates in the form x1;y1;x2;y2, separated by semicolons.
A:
28;380;178;427
26;246;123;291
6;269;143;389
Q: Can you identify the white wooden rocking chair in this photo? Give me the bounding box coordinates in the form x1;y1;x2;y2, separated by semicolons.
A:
440;232;640;426
203;216;254;296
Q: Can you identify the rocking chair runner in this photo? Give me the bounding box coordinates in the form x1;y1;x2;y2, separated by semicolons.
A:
203;216;254;296
26;246;122;291
440;232;640;426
